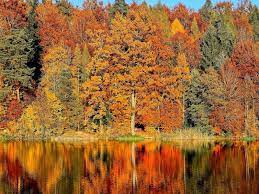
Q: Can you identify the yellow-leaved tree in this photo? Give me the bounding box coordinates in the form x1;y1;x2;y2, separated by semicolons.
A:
19;88;65;136
171;18;185;36
175;53;191;127
81;29;111;131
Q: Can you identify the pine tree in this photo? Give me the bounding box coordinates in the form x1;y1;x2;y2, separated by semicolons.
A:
27;0;42;83
56;0;73;16
56;69;79;129
185;69;211;132
200;0;213;23
249;6;259;41
109;0;128;18
0;29;34;102
200;19;235;70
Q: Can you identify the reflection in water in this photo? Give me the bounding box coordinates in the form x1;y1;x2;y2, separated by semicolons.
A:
0;141;258;194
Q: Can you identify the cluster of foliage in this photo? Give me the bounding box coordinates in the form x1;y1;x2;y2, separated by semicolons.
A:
0;0;258;137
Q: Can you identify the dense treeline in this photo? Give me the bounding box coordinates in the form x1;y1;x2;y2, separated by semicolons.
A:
0;0;258;137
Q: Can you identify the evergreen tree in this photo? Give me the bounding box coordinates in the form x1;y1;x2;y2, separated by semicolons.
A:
56;0;73;16
200;19;235;70
249;6;259;41
27;0;42;83
0;29;34;102
199;0;213;23
185;69;211;132
56;69;79;129
109;0;128;18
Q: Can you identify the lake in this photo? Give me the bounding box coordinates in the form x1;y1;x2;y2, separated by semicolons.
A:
0;140;258;194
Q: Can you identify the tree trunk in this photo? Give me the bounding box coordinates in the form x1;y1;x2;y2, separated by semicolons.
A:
131;92;136;136
77;66;80;97
182;92;185;128
16;86;20;103
100;119;104;131
245;98;249;136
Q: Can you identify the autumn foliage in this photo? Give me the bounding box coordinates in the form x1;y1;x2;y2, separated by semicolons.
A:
0;0;258;137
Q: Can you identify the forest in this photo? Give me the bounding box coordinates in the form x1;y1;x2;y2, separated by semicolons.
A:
0;0;258;138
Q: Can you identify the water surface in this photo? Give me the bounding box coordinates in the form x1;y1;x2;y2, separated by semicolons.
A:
0;140;258;194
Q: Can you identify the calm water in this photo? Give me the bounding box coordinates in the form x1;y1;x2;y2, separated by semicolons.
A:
0;141;258;194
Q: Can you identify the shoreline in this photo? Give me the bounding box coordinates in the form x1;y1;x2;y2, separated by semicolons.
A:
0;131;257;143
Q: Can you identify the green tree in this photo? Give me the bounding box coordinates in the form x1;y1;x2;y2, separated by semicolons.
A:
0;29;34;102
27;0;42;83
199;0;213;23
249;6;259;41
200;19;235;70
56;0;73;16
56;69;79;129
185;69;211;132
109;0;128;18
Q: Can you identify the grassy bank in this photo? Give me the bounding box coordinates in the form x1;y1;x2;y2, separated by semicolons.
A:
0;128;258;142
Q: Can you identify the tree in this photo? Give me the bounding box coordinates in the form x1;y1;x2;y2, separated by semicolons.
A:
231;40;257;78
108;7;158;134
0;66;5;121
176;53;190;127
0;29;34;102
41;46;70;96
170;32;201;69
234;11;253;41
70;8;108;48
36;1;70;49
170;3;190;30
199;0;213;23
109;0;128;18
56;68;79;129
27;0;42;83
6;99;23;121
249;6;259;41
83;0;108;24
203;65;244;135
171;18;185;36
190;17;200;40
41;45;83;129
71;45;84;130
231;41;258;136
82;44;91;67
81;30;111;131
238;0;253;13
83;5;175;133
0;0;28;30
40;88;65;135
150;3;171;38
200;19;235;70
56;0;73;16
185;69;211;132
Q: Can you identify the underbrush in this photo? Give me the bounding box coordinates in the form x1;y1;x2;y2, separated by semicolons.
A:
160;128;213;140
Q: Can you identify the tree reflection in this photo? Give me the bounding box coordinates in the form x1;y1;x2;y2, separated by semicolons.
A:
0;141;257;194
